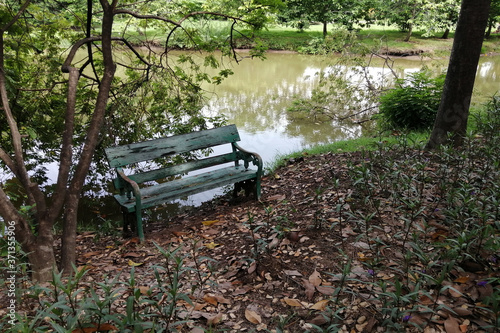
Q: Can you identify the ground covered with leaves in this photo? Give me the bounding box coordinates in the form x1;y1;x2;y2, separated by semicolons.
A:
4;130;500;333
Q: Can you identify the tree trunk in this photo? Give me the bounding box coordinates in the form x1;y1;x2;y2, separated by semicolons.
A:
60;0;116;273
323;21;327;38
485;22;492;38
26;231;57;282
61;193;79;273
441;28;450;39
426;0;492;149
404;23;413;42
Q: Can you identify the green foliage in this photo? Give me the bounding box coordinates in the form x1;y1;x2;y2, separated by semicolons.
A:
378;69;445;131
2;243;214;332
297;29;357;54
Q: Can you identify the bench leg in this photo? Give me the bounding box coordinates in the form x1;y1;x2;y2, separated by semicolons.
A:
255;178;261;200
136;209;145;243
122;208;136;238
121;208;144;242
234;179;260;199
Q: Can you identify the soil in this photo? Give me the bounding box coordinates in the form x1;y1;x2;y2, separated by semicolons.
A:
6;149;500;332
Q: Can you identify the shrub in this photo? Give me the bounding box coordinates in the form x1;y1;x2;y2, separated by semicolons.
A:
378;69;445;131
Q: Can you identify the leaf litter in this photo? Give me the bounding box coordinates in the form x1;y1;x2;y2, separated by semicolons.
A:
7;142;500;332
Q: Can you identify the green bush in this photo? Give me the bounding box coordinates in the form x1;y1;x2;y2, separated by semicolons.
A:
378;69;445;131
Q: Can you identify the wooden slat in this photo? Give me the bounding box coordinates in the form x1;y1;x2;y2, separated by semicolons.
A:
124;152;237;185
115;165;258;212
105;125;240;167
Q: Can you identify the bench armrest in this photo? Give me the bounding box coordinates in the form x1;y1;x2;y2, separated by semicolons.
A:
233;143;263;173
117;168;142;201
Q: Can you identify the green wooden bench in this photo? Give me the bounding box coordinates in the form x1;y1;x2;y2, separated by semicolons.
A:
104;124;263;242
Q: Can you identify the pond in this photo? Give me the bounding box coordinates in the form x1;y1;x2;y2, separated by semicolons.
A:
202;52;499;163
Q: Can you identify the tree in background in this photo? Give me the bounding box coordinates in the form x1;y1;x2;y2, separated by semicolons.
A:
277;0;379;36
485;0;500;38
0;0;267;282
379;0;462;41
427;0;492;149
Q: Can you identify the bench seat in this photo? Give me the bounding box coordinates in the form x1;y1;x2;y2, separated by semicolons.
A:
115;165;259;212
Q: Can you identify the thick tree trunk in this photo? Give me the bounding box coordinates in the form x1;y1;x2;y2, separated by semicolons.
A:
426;0;492;149
61;193;79;273
323;21;327;38
26;231;57;282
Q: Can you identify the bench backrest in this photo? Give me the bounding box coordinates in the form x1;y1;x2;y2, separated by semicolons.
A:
104;124;243;187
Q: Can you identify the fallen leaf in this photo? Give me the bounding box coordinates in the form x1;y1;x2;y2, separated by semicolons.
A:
205;313;223;326
203;295;218;306
72;323;118;333
202;220;219;226
284;270;303;277
245;309;262;324
205;242;220;249
214;295;231;304
268;194;286;201
248;261;257;274
316;285;336;296
81;251;101;258
444;317;460;333
302;279;315;300
308;314;329;326
309;270;322;287
137;286;150;295
448;285;464;298
128;259;144;267
310;299;329;311
172;231;189;237
454;276;470;284
122;252;141;258
283;297;303;307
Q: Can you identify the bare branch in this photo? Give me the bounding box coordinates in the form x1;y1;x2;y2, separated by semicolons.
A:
0;146;18;178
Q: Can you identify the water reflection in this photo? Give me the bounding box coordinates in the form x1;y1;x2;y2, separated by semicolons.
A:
202;52;499;165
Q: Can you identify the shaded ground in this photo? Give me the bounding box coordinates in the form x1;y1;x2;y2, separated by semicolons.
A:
5;142;500;332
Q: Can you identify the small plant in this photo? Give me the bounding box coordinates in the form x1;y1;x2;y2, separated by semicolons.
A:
378;69;445;130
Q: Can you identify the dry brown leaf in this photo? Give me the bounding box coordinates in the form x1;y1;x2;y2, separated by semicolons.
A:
308;314;329;326
81;251;101;258
284;270;303;277
448;285;464;298
214;295;231;305
283;297;303;307
137;286;150;295
203;295;218;306
444;317;460;333
309;270;322;287
316;285;336;296
302;278;315;300
248;261;257;274
454;276;470;284
245;309;262;324
172;231;189;237
310;299;329;311
205;313;223;326
268;194;286;201
122;252;141;258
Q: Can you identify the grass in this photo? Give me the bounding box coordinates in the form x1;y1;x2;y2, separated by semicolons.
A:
112;17;500;55
267;132;429;172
